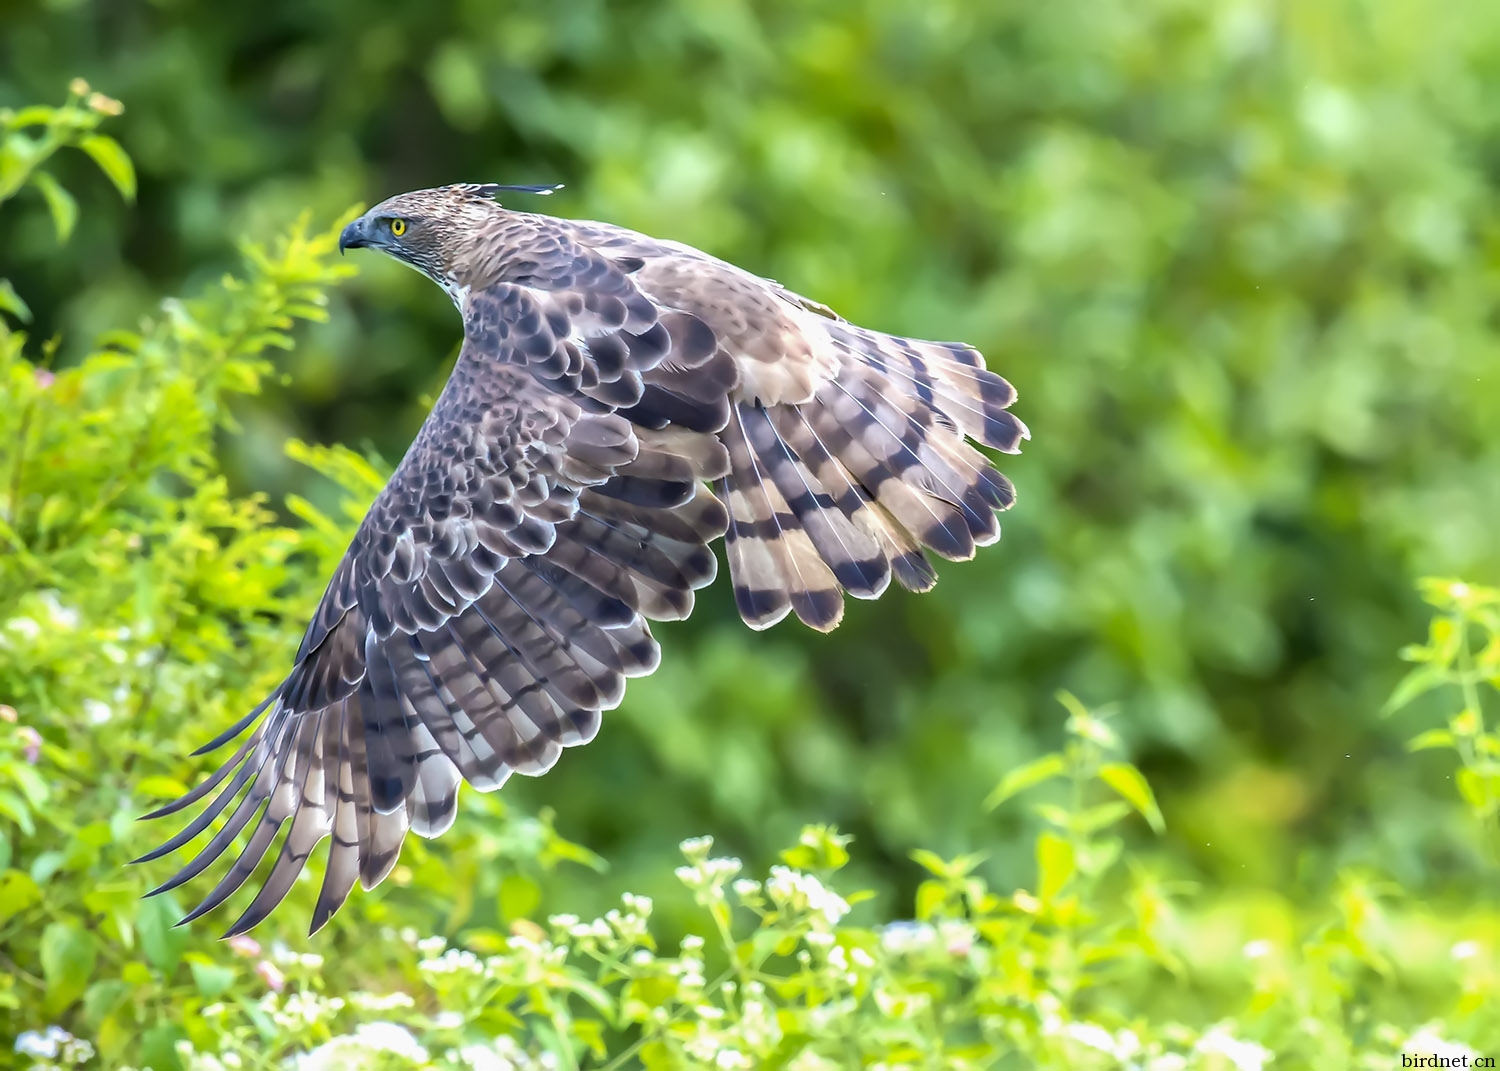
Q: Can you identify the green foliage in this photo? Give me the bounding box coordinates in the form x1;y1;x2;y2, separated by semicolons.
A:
0;132;598;1067
0;80;131;322
1388;579;1500;852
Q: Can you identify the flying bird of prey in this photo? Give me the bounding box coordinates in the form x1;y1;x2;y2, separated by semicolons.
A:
138;183;1029;936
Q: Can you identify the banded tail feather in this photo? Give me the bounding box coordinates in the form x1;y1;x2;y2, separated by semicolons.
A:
718;328;1027;631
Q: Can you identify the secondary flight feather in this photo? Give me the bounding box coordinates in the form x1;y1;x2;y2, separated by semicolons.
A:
136;183;1030;935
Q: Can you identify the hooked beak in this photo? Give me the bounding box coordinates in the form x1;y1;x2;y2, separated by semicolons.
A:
338;218;370;255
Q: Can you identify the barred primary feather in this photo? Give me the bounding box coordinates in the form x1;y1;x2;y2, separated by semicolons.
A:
138;183;1028;934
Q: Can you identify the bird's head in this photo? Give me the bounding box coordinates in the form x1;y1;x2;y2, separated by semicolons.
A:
338;183;562;300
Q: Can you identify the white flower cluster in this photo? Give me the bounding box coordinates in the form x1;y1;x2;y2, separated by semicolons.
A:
544;893;652;954
734;985;784;1052
1192;1024;1273;1071
675;857;744;895
765;866;851;927
14;1026;94;1066
668;952;707;992
605;901;652;943
180;1046;244;1071
293;1022;429;1071
419;947;484;977
1061;1021;1142;1062
349;991;417;1012
681;1029;753;1068
1403;1025;1478;1067
260;990;347;1031
872;983;930;1020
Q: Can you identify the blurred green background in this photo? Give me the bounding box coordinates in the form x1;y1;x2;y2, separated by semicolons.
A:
4;0;1500;965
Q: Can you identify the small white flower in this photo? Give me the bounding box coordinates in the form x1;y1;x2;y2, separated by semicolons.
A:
350;991;416;1011
1195;1025;1273;1071
420;948;483;976
353;1022;429;1062
6;617;41;641
15;1027;69;1059
83;699;117;729
39;592;80;629
704;857;742;881
1403;1026;1477;1064
680;835;714;858
879;920;936;955
1065;1022;1116;1053
548;913;580;930
732;879;761;898
434;1010;464;1029
458;1043;519;1071
417;935;446;955
680;934;705;952
850;947;875;969
765;866;850;926
1242;939;1273;960
621;892;653;916
1451;940;1480;961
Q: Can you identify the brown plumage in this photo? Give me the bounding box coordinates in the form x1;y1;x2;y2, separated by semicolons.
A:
137;183;1028;935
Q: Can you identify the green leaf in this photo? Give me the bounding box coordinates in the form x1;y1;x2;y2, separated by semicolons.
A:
30;170;78;241
77;134;136;200
40;920;97;1013
7;105;57;128
30;849;66;884
983;753;1067;811
0;868;42;926
1383;663;1448;715
82;979;131;1027
141;1024;187;1071
189;958;236;1000
1406;728;1456;752
134;775;191;801
498;872;541;922
909;848;953;878
1456;767;1500;815
10;762;49;809
1098;762;1166;833
0;278;32;322
1071;801;1134;834
914;878;947;921
1035;831;1076;903
137;894;190;976
0;790;35;836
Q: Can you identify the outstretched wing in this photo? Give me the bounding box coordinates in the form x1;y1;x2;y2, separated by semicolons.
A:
137;261;731;936
571;220;1029;633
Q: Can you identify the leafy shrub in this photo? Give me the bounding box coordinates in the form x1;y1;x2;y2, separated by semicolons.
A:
2;87;1498;1071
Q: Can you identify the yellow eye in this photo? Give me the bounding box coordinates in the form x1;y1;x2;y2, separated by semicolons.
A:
389;218;407;236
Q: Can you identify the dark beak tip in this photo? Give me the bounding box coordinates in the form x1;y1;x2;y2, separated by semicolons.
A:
337;220;364;255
